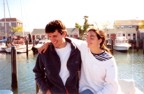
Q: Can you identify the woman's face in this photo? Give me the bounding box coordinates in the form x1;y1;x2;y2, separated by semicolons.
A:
86;30;101;49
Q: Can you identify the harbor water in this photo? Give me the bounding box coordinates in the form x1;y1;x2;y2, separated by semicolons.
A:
0;49;144;94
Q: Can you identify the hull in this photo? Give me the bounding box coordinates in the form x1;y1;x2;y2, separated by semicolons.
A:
113;43;131;51
0;43;7;52
113;36;131;51
113;45;130;51
5;44;33;53
16;44;33;53
5;47;11;53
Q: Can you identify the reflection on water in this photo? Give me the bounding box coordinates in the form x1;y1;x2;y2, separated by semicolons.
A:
0;50;144;93
114;50;144;93
0;51;37;94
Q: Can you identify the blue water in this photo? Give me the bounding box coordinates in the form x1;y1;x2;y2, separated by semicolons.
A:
0;50;144;94
114;49;144;93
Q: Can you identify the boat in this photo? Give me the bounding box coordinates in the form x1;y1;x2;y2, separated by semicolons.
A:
34;39;50;49
118;79;143;94
32;39;50;53
0;43;7;52
16;44;33;53
5;44;33;53
0;39;7;52
113;36;131;51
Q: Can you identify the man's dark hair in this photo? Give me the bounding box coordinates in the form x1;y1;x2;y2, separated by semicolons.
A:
45;20;67;34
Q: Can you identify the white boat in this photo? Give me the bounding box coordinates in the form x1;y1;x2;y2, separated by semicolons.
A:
32;39;50;53
5;44;33;53
33;39;50;49
0;43;7;52
118;79;143;94
16;44;33;53
113;37;131;51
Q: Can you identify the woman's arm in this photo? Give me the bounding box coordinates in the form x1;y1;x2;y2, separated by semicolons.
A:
38;42;50;53
38;37;87;53
68;37;87;51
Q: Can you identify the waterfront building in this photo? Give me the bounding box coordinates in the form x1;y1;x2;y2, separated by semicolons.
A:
105;20;144;49
31;28;79;40
105;20;144;40
0;18;23;39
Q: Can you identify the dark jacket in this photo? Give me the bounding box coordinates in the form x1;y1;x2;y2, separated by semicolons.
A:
33;38;81;94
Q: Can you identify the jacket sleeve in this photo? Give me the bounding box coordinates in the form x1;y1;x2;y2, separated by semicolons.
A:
33;54;50;94
96;57;119;94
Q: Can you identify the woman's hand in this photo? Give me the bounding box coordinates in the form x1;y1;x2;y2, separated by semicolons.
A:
46;90;52;94
38;42;49;53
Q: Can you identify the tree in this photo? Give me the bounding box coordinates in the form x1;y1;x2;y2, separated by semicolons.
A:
75;16;93;39
138;20;144;29
11;26;23;35
5;26;23;46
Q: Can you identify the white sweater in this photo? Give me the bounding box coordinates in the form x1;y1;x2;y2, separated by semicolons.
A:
71;38;119;94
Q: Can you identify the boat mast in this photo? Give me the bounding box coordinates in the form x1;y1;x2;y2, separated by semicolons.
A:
3;0;7;38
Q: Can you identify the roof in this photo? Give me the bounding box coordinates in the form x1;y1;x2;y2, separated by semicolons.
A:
15;31;30;36
31;28;79;35
31;29;45;35
106;28;137;33
0;18;22;23
114;20;144;26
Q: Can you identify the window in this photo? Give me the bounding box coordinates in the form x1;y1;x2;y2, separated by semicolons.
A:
1;23;4;26
133;33;136;40
123;34;125;36
107;34;109;38
9;22;11;26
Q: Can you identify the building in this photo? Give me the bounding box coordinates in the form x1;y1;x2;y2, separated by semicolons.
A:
106;28;137;40
31;28;79;41
106;20;144;40
105;20;144;49
0;18;23;39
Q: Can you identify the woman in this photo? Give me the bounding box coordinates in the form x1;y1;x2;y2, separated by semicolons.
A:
38;28;119;94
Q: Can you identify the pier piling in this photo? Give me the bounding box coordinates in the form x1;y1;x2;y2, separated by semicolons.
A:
136;40;139;52
26;39;28;59
11;46;18;89
111;39;114;54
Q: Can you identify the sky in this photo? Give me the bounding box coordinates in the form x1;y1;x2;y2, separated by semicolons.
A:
0;0;144;31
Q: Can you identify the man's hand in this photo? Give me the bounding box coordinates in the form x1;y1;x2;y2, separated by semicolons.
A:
38;42;49;53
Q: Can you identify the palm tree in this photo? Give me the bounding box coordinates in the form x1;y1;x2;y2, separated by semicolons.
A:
75;16;93;39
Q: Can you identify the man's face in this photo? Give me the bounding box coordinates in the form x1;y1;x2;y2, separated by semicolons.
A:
47;30;66;48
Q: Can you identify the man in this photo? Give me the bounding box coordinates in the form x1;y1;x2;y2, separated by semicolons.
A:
33;20;81;94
